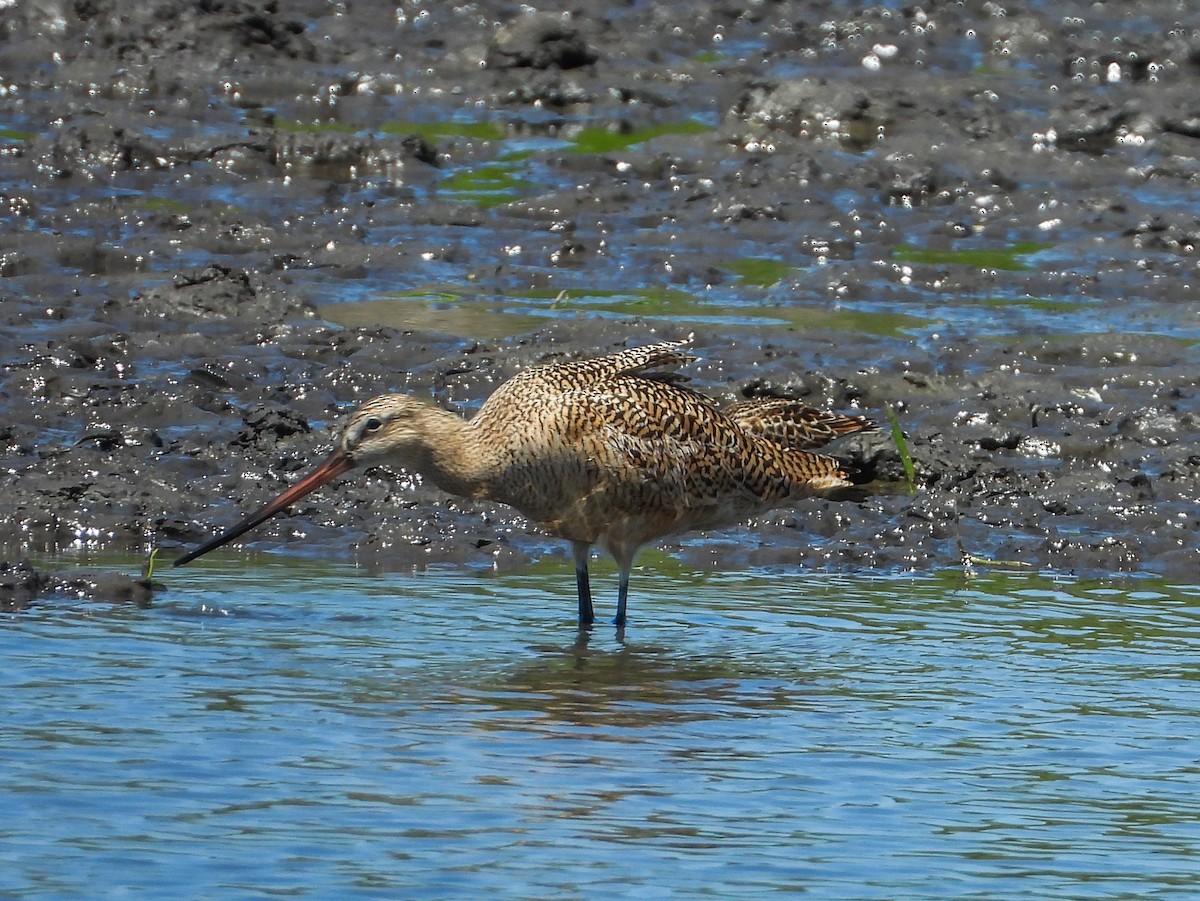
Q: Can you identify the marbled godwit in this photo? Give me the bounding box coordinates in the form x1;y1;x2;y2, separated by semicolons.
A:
174;339;873;626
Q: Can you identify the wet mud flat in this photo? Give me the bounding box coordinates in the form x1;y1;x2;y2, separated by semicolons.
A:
0;0;1197;596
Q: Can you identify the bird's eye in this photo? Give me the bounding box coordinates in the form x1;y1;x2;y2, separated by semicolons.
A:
363;416;384;433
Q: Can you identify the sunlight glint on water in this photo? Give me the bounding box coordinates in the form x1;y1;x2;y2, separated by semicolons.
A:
3;563;1199;899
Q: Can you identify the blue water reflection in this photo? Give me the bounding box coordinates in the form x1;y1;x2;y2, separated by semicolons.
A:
3;563;1199;898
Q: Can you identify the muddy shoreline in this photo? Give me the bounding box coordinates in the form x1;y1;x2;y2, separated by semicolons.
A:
1;1;1197;596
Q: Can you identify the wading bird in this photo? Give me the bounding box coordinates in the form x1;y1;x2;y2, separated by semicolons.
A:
175;339;873;626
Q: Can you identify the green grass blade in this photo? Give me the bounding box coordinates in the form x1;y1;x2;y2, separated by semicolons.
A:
885;404;916;495
143;547;160;581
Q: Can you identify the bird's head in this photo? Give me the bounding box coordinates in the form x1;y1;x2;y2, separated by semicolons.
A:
337;393;443;469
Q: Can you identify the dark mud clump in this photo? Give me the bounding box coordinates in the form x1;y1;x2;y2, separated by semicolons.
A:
0;0;1197;587
0;558;154;612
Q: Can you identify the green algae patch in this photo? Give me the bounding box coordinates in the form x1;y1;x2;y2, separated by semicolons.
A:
0;126;36;142
893;241;1049;272
439;156;534;208
720;257;796;286
322;282;936;339
567;120;713;154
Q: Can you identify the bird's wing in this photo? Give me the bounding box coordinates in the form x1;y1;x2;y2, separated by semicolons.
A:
560;377;851;510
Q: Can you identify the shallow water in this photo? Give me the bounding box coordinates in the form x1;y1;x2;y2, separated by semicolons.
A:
4;561;1200;899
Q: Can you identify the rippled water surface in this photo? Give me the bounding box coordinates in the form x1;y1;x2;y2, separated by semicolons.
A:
5;562;1200;899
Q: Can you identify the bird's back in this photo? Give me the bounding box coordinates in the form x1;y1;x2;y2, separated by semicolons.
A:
466;340;869;548
487;339;699;401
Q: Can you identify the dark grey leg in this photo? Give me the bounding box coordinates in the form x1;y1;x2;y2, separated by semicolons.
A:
615;565;630;627
572;541;595;626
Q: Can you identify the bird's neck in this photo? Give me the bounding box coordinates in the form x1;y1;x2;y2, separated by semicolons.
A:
416;407;493;499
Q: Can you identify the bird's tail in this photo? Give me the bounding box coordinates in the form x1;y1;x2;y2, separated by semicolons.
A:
609;336;697;379
725;398;875;450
